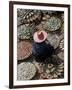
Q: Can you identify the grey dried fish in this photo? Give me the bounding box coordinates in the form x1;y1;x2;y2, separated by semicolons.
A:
59;39;64;51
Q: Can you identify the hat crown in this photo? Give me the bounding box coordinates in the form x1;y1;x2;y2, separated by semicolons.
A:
37;32;44;40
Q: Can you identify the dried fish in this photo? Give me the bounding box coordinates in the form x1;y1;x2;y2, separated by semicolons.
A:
50;67;55;72
33;62;45;74
48;64;54;69
47;74;53;79
40;73;48;79
59;39;64;51
53;73;58;78
46;69;50;74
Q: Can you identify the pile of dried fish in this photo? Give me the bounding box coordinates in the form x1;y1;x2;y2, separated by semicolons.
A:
42;16;62;31
17;41;32;60
17;62;36;80
17;24;35;40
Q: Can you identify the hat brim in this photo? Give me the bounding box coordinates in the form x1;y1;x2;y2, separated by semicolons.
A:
33;31;48;43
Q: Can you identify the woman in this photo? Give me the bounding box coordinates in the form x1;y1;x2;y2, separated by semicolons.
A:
32;30;54;62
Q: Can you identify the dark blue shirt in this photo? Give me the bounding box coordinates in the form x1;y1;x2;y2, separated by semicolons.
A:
32;41;54;59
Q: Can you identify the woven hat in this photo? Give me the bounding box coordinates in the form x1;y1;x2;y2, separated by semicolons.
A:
33;30;47;43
